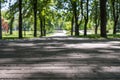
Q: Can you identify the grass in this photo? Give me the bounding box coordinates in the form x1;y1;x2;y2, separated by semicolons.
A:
66;30;120;39
2;31;55;40
2;30;120;40
3;31;38;40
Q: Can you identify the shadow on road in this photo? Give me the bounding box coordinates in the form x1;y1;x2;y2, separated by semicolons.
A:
0;37;120;80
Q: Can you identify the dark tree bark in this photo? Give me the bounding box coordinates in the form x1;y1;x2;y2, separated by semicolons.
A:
40;17;43;37
95;20;100;34
113;18;118;34
81;0;83;18
112;0;116;34
84;19;88;36
33;0;37;37
71;16;74;36
43;17;46;36
113;0;119;34
84;0;89;36
9;0;13;35
94;0;99;34
73;1;79;36
100;0;107;37
77;0;83;35
18;0;23;39
0;0;2;39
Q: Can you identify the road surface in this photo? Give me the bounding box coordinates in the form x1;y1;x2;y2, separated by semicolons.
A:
0;37;120;80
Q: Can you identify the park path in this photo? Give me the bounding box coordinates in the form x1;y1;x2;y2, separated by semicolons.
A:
0;37;120;80
50;30;67;37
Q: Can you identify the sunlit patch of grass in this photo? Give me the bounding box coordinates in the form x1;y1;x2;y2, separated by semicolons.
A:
2;31;55;40
3;31;18;39
2;30;120;40
75;34;120;39
2;31;37;40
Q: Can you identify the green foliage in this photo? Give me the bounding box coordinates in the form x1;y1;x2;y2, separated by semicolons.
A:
0;0;120;39
64;22;71;30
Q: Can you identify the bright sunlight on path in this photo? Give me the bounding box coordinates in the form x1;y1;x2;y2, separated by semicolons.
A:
50;30;67;37
0;37;120;80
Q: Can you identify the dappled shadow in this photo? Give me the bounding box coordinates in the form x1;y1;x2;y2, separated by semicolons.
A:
0;37;120;80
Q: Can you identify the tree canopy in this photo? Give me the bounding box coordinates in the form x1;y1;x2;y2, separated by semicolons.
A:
0;0;120;39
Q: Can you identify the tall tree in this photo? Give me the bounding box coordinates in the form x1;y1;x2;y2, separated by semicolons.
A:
100;0;107;37
83;0;89;36
112;0;120;34
9;0;14;35
94;0;100;34
71;15;74;36
40;16;43;37
18;0;22;38
71;0;79;36
91;0;100;34
0;0;2;39
37;0;51;37
33;0;37;37
43;16;46;36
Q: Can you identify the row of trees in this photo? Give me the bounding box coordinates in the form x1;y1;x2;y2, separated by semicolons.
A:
0;0;120;39
56;0;120;37
0;0;53;39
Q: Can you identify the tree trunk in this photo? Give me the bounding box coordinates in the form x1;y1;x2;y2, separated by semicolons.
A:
84;19;88;36
94;0;99;34
113;20;117;34
74;15;79;36
113;0;119;34
73;1;79;36
10;16;14;35
0;0;2;39
95;19;100;35
100;0;107;37
33;0;37;37
112;0;116;34
95;25;98;34
40;17;43;37
18;0;22;39
43;17;46;36
84;0;89;36
71;16;74;36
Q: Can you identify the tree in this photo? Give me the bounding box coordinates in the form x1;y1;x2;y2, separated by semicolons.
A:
18;0;22;38
4;0;120;38
100;0;107;37
56;0;80;36
33;0;37;37
71;15;74;36
111;0;120;34
94;0;100;34
91;0;100;34
37;0;51;37
9;0;14;35
0;0;2;39
6;0;20;35
83;0;89;36
71;0;79;36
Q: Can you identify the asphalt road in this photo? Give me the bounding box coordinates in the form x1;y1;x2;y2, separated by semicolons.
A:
0;37;120;80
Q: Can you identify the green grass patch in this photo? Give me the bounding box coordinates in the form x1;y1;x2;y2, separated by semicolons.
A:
2;31;55;40
79;34;101;39
77;34;120;39
2;31;38;40
2;30;120;40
